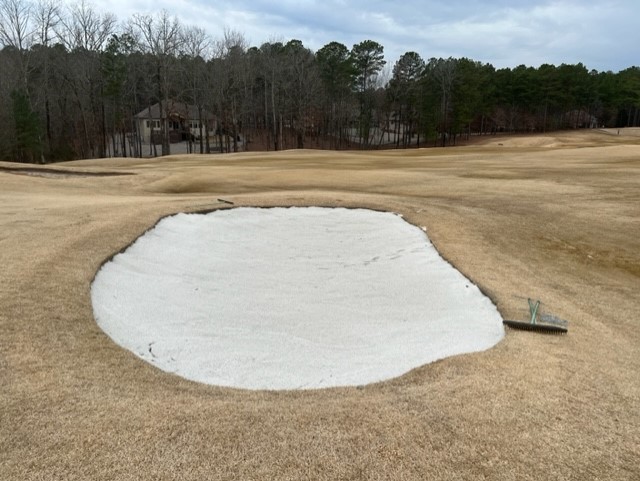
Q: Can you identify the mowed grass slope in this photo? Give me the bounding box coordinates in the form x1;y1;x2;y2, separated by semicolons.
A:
1;130;638;480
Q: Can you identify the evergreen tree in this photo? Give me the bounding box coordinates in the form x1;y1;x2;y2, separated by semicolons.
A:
11;89;41;162
350;40;385;146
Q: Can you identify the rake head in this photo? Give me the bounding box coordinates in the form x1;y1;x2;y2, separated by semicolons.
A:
502;319;568;334
503;298;568;334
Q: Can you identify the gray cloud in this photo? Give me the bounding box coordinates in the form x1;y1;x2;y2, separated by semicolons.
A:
91;0;639;71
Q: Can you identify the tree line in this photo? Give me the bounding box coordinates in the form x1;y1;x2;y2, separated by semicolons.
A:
1;0;639;163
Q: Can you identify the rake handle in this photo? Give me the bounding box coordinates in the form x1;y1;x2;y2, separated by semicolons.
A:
528;298;540;325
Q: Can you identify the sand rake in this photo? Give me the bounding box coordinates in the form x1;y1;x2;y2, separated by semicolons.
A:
503;298;568;334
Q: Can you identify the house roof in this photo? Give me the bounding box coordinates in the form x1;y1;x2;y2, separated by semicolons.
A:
134;101;214;121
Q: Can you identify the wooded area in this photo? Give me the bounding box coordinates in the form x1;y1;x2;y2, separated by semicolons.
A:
1;0;639;163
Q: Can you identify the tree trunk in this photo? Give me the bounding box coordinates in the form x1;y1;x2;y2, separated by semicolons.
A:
101;96;107;158
45;98;52;159
198;107;204;154
162;100;170;154
205;119;211;153
112;128;118;157
271;77;278;151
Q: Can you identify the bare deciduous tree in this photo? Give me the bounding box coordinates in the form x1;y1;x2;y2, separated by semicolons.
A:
128;10;183;155
33;0;58;46
181;25;210;153
0;0;34;50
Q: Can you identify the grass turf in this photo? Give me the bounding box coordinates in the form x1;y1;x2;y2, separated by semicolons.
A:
1;130;639;480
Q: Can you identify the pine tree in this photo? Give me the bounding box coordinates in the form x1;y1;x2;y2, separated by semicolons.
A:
10;89;41;163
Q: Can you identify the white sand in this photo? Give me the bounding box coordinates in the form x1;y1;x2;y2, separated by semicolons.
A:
91;207;504;390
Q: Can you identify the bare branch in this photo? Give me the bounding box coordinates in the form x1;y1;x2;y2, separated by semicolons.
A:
33;0;60;46
56;0;116;51
182;25;210;59
128;10;183;56
0;0;35;50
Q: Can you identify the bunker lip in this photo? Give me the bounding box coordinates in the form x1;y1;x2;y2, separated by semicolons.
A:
0;166;133;178
91;206;505;391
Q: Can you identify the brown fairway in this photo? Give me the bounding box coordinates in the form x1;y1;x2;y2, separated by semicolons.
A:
1;130;639;480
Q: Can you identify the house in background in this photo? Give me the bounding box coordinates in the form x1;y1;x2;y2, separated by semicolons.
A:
134;101;217;144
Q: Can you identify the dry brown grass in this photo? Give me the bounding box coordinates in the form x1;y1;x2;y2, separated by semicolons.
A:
1;129;639;480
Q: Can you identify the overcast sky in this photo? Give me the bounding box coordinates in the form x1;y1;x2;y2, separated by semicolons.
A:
92;0;638;72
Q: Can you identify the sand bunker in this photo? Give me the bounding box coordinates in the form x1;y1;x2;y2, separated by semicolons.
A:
91;207;504;390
